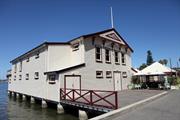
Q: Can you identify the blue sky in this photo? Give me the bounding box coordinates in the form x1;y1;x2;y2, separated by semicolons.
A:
0;0;180;79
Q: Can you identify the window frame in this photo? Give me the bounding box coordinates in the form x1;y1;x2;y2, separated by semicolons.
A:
48;74;56;84
105;49;111;63
26;73;29;80
34;72;39;80
14;64;17;73
122;72;127;78
19;75;22;80
121;53;126;65
72;43;79;51
95;47;102;62
35;51;40;59
96;71;103;78
106;71;112;78
14;75;16;81
26;57;30;62
114;51;120;64
19;61;22;72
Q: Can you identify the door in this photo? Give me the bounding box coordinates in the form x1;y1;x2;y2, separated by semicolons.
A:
64;75;81;99
114;72;122;91
65;75;81;89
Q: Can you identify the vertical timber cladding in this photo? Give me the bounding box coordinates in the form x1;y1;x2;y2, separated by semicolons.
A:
64;75;81;98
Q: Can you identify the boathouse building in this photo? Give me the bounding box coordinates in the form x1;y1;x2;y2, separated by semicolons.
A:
8;28;133;108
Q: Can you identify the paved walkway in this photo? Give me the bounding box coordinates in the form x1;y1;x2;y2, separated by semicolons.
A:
117;89;164;108
109;90;180;120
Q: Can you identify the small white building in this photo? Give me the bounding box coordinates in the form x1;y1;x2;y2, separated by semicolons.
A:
8;28;133;103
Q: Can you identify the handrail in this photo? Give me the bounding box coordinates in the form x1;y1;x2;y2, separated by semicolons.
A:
60;88;118;109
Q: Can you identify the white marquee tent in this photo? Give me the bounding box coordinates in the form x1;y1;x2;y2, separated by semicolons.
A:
135;62;176;76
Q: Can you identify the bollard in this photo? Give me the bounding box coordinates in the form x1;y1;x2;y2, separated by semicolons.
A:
79;110;88;120
41;99;47;108
22;95;26;101
57;103;64;114
30;97;35;104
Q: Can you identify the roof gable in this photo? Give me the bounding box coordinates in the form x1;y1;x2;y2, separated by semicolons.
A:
99;30;126;45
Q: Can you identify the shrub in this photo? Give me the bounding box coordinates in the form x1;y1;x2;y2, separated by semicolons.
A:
131;76;140;84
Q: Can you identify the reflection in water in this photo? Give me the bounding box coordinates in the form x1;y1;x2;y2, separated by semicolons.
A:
0;82;78;120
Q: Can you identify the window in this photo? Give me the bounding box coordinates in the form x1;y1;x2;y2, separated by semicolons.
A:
35;52;39;59
19;61;22;72
72;43;79;51
105;49;111;63
26;57;30;62
95;47;102;62
14;75;16;81
122;72;127;78
96;71;103;78
14;64;17;73
26;73;29;80
34;72;39;79
48;74;56;84
19;75;22;80
115;51;119;64
121;53;126;65
106;71;112;78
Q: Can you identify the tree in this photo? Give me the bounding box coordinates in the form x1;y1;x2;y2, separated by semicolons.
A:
159;59;168;66
146;50;154;66
139;63;147;70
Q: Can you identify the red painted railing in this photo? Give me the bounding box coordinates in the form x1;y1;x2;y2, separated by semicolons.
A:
60;88;118;109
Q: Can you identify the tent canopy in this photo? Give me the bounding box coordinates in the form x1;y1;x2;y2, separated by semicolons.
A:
135;62;176;76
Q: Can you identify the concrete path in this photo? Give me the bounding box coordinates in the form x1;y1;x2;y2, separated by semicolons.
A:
111;90;180;120
90;90;180;120
90;90;167;120
117;89;164;108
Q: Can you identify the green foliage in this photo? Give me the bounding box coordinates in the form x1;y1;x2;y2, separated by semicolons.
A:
168;76;180;85
159;59;168;65
139;63;147;70
131;76;140;84
146;50;154;66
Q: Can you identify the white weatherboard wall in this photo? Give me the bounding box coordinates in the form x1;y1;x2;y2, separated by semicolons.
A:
60;36;132;91
8;47;47;99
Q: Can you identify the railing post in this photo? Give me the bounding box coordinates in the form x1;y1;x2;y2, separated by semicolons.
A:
115;91;118;109
90;90;93;105
73;89;75;101
60;89;62;100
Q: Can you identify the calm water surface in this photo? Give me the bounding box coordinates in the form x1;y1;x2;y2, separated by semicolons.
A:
0;82;78;120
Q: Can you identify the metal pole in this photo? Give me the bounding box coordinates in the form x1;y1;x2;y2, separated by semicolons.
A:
110;7;114;28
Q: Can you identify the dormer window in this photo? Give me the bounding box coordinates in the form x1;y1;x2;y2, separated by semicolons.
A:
72;43;79;51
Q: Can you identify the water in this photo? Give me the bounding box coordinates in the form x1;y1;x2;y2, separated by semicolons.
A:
0;82;78;120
